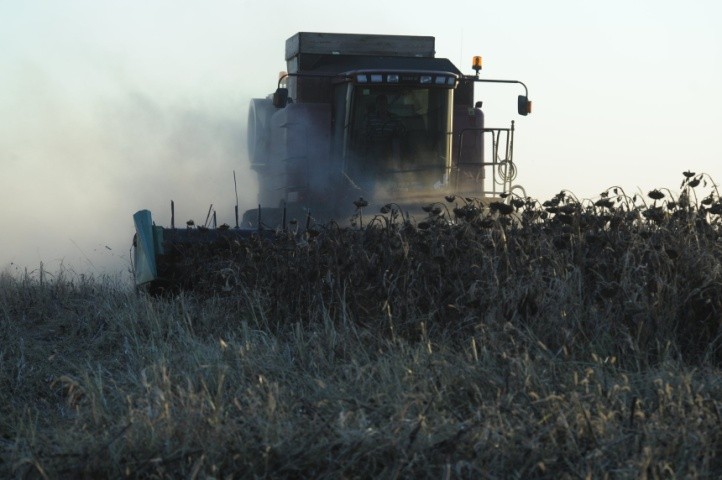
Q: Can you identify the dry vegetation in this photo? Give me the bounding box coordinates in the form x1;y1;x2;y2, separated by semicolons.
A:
2;172;722;478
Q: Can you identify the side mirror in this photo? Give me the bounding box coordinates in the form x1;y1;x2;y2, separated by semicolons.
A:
273;88;289;108
517;95;532;116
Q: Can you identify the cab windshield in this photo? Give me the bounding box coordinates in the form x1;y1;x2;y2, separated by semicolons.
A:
343;85;453;196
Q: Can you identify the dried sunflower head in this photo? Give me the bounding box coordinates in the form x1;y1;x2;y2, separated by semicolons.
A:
353;197;369;209
595;199;614;209
709;203;722;215
490;202;514;215
648;189;665;200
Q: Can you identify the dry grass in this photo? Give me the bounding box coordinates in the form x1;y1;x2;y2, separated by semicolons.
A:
2;173;722;478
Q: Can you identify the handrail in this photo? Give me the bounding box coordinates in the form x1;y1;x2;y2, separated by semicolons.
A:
455;122;517;198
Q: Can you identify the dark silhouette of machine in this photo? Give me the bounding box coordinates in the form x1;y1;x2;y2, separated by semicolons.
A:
245;32;531;224
132;32;531;288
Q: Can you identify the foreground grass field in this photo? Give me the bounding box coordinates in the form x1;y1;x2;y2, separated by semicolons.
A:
2;174;722;478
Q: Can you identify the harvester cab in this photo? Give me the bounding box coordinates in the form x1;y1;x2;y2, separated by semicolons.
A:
246;32;531;224
132;32;531;290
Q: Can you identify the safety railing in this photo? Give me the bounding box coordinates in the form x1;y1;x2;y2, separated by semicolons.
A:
455;121;517;199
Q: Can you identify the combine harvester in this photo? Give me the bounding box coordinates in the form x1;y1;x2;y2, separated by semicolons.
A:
133;32;532;290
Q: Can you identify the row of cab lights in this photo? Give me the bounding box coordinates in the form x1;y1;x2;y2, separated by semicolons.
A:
356;73;457;86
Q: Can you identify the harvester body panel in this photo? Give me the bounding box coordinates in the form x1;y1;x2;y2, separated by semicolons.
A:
132;210;159;285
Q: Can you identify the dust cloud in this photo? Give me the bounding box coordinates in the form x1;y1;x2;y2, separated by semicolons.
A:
0;65;259;280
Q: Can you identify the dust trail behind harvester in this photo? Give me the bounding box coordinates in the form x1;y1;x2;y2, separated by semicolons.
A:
0;72;258;278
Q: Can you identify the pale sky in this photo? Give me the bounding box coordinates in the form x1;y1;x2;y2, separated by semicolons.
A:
1;0;721;276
